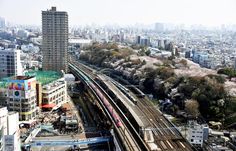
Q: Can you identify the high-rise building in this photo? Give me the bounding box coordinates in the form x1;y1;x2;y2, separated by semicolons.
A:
42;7;68;73
0;48;23;79
7;76;37;121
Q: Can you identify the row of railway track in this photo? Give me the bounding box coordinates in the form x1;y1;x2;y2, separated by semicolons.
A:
68;56;194;151
108;73;194;151
137;98;192;151
98;73;193;151
69;61;148;151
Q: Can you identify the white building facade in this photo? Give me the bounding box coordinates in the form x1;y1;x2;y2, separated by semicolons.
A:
42;78;67;109
0;107;20;151
0;48;22;79
187;121;209;147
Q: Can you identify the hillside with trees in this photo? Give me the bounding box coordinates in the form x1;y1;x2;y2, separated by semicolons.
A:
79;42;236;128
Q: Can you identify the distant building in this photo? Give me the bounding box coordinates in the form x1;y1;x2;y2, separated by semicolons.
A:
7;76;37;121
0;48;23;78
234;57;236;69
42;78;67;110
136;36;141;44
69;38;92;48
0;107;20;151
155;23;164;32
0;17;5;28
164;40;171;50
185;51;191;58
157;40;165;49
136;36;150;46
192;51;210;68
187;121;209;147
17;29;29;39
42;7;68;73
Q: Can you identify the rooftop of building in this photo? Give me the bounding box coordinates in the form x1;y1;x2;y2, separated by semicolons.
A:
25;70;62;85
42;78;65;92
0;71;62;88
0;49;19;53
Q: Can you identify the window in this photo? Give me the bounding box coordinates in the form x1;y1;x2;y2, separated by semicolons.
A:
22;115;25;120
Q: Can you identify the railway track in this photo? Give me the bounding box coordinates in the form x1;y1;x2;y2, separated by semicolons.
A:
69;61;148;151
136;97;193;151
68;58;194;151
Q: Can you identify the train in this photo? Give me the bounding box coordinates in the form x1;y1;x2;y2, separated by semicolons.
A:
89;83;122;127
110;79;138;105
69;63;122;128
129;85;145;98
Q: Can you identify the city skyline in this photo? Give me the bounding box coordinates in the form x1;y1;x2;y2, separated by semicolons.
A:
0;0;236;26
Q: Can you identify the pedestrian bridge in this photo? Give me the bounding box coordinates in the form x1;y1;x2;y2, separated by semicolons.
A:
24;136;112;147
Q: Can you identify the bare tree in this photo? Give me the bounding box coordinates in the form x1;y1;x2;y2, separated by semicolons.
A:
185;99;200;118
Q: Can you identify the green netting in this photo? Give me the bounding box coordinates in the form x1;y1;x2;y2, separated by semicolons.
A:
0;71;62;87
25;71;62;85
0;77;10;88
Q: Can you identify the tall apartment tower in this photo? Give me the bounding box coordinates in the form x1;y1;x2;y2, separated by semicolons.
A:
42;7;68;73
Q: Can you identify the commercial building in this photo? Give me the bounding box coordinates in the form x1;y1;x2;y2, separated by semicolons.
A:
7;76;37;121
0;107;20;151
42;78;67;110
25;70;63;108
0;48;22;79
42;7;68;73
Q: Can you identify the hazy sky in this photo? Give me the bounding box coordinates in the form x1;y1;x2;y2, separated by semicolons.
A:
0;0;236;26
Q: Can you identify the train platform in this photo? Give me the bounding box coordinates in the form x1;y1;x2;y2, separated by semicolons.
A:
97;74;150;130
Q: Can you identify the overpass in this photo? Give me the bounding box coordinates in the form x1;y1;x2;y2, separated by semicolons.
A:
26;137;111;147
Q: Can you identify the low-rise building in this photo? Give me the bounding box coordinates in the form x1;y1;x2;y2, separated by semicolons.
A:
187;121;209;147
0;107;20;151
42;78;67;110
